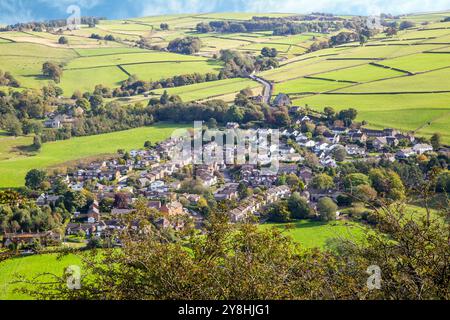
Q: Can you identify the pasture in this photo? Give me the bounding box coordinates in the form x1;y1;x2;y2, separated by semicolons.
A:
0;253;81;300
0;123;187;188
150;78;263;102
261;220;367;249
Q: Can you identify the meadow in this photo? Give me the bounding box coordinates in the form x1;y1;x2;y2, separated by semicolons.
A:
0;123;188;188
0;253;81;300
150;78;263;102
261;220;367;249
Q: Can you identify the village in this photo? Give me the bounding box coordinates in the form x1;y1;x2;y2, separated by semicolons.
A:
1;97;440;250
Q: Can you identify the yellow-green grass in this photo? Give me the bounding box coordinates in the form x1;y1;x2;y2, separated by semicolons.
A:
378;53;450;73
0;253;81;300
273;78;350;94
239;42;292;53
200;37;251;51
59;66;128;95
337;68;450;93
293;93;450;143
122;61;223;82
0;123;187;188
74;47;150;57
0;38;12;43
150;78;262;102
65;51;206;69
399;12;450;23
0;56;55;89
334;44;444;59
0;42;77;59
260;220;367;249
261;58;365;82
0;134;34;161
314;64;405;82
415;113;450;142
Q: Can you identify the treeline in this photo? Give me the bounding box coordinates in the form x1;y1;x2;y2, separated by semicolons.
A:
0;16;105;32
150;89;291;127
218;50;278;78
115;73;220;97
167;37;202;54
89;34;117;41
41;102;155;143
197;18;345;36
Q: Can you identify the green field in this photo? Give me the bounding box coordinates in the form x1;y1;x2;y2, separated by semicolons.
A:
122;60;223;82
0;123;187;188
273;77;350;94
150;78;262;102
0;253;81;300
261;220;367;249
337;68;450;93
315;64;405;82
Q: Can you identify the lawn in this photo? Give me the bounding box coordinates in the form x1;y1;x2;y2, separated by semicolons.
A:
0;253;81;300
261;220;367;249
0;123;188;188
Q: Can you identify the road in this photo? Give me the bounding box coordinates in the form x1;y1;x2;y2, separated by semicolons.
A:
250;73;273;105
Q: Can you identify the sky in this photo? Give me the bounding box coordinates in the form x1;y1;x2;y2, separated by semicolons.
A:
0;0;449;25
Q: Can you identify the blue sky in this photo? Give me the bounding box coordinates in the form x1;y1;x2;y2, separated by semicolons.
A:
1;0;449;24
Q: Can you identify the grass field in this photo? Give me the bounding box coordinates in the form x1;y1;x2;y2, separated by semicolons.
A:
0;123;187;188
337;68;450;93
273;77;350;94
0;253;81;300
150;78;262;102
315;64;405;82
261;220;367;249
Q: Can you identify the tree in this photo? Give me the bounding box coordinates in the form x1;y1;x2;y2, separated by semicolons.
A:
207;118;218;129
167;37;202;54
354;184;378;203
144;141;153;149
58;36;69;45
64;191;88;212
399;21;415;30
430;133;442;150
267;201;291;222
288;193;310;219
160;90;169;105
16;201;450;300
4;114;23;136
160;23;169;30
311;174;334;192
25;169;47;190
343;173;370;192
114;193;129;209
317;197;337;222
332;146;347;162
89;95;103;112
42;62;63;83
33;135;42;150
369;168;405;201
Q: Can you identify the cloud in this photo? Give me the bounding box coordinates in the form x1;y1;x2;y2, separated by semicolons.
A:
0;0;449;24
